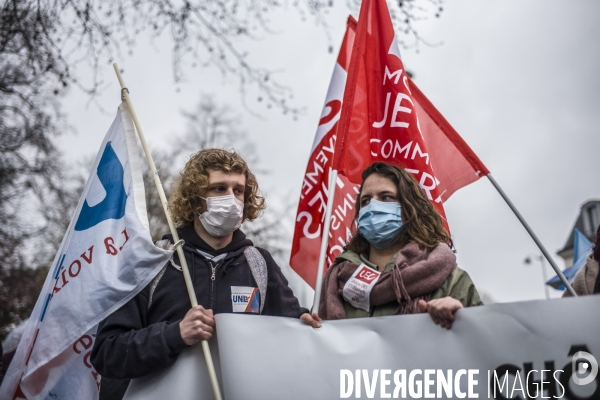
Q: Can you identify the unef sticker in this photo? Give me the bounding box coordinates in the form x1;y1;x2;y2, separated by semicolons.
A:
231;286;260;313
342;264;381;312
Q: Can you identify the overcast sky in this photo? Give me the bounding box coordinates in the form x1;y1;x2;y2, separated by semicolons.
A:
59;0;600;306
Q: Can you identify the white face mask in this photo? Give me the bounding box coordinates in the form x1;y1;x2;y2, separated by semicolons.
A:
198;194;244;237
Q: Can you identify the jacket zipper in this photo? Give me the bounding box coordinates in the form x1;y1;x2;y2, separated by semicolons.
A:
209;260;222;310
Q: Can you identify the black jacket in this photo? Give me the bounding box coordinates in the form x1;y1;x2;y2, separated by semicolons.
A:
91;226;306;397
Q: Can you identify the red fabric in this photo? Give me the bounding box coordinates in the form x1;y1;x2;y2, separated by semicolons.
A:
291;7;489;288
408;80;489;202
333;0;490;223
289;18;360;289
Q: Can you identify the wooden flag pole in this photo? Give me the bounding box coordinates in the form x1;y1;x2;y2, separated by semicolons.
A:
311;169;338;314
486;174;577;297
112;64;223;400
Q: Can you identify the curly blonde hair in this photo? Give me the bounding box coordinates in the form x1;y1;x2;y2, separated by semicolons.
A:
169;149;266;226
346;162;449;253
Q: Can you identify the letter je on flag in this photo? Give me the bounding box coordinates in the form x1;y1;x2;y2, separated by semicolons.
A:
291;4;489;288
333;0;489;232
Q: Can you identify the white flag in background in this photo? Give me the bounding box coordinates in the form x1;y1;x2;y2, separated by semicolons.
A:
0;103;172;400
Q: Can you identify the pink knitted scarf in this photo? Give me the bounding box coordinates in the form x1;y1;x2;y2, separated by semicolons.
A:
319;242;456;320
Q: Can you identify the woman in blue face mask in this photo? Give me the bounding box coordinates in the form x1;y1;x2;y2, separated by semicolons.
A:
317;162;483;329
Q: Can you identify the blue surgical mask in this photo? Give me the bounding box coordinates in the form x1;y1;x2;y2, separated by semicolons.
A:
357;199;403;249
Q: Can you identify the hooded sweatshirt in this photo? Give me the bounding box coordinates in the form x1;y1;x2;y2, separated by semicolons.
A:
91;226;306;397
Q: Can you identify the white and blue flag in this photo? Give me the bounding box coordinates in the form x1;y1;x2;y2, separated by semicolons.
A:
0;104;173;400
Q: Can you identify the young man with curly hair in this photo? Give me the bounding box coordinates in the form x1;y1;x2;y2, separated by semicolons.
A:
91;149;317;399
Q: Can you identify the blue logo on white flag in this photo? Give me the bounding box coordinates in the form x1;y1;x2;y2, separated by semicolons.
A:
0;105;174;400
75;142;127;231
547;228;593;290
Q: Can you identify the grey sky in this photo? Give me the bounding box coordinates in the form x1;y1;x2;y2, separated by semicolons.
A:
59;0;600;305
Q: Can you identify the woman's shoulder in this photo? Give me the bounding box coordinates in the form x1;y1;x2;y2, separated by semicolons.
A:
446;267;475;285
431;267;483;307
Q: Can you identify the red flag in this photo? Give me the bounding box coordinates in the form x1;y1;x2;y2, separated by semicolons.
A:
291;7;489;289
289;18;360;289
333;0;489;226
407;80;489;200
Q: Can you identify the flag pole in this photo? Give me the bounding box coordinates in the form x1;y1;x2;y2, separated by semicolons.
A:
486;174;577;297
311;169;338;314
112;64;223;400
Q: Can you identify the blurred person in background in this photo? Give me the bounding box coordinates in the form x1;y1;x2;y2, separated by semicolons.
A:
564;224;600;296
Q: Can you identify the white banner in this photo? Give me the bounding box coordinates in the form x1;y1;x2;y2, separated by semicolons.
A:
0;104;173;400
215;296;600;399
93;296;600;399
123;340;223;400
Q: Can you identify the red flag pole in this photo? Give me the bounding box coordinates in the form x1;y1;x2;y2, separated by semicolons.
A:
486;174;577;297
